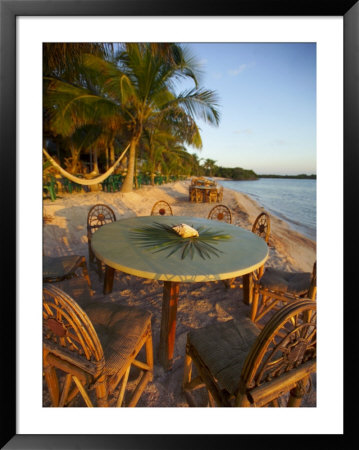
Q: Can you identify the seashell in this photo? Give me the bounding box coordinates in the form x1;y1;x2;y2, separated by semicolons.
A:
172;223;199;238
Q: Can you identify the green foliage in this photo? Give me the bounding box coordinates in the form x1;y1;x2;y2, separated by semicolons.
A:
258;174;316;179
43;43;221;187
130;222;231;260
213;166;258;180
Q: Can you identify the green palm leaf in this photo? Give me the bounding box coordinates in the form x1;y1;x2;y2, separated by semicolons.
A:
130;223;231;260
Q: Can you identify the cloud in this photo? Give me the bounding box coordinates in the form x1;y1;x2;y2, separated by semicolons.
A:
228;64;248;76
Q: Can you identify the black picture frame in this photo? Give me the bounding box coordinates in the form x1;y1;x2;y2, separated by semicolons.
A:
1;0;356;448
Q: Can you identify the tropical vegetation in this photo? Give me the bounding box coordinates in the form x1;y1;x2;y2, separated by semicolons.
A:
43;43;221;192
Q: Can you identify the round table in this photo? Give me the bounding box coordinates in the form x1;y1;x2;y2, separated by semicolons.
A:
91;216;269;370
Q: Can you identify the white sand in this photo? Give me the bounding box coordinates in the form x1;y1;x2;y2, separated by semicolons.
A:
43;179;316;407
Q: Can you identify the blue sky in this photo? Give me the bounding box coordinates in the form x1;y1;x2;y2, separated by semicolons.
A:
178;43;316;176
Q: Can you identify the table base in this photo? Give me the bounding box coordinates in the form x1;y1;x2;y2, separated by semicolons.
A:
159;281;180;371
102;266;254;370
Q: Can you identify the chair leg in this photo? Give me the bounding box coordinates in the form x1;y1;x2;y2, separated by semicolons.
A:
58;373;73;407
183;352;193;389
182;352;199;407
250;289;260;322
94;374;109;407
287;377;310;407
88;240;95;264
72;376;94;407
235;392;251;407
243;273;254;305
43;363;60;407
116;366;131;407
96;258;104;281
79;257;94;295
145;329;154;381
222;278;235;289
207;390;216;407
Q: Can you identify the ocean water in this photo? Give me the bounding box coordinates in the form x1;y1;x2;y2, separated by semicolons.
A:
220;178;316;241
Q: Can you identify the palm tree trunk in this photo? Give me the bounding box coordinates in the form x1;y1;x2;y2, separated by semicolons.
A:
120;138;137;193
70;147;81;174
105;147;109;170
92;148;99;174
109;140;115;165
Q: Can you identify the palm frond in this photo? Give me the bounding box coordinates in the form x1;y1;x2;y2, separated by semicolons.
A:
130;222;231;260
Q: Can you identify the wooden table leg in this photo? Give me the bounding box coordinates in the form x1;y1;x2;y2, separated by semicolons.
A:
242;273;253;305
103;265;115;294
159;281;180;371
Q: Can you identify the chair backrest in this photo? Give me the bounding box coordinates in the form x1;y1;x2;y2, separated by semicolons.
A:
252;212;270;243
150;200;173;216
43;285;105;376
207;204;232;224
87;204;116;236
237;299;316;406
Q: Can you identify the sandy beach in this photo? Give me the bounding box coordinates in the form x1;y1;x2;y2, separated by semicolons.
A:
43;179;316;407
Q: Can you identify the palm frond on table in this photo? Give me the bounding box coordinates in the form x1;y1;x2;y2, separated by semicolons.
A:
130;222;231;260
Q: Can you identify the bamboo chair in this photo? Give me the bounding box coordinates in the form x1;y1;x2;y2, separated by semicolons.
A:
43;285;153;407
251;211;271;280
252;212;271;243
223;212;270;291
183;299;316;407
205;188;218;203
194;188;204;203
250;261;317;324
43;255;93;295
150;200;173;216
87;204;116;279
207;204;232;224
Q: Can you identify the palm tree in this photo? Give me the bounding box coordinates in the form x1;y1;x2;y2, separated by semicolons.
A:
44;43;220;191
203;158;217;177
189;153;204;176
104;43;220;192
43;43;113;79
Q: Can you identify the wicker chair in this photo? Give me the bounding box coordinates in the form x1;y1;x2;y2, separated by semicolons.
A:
43;255;93;294
207;204;232;224
194;188;204;203
87;204;116;278
223;212;270;291
43;285;153;407
183;299;316;407
252;212;271;244
205;189;218;203
250;211;271;282
250;261;317;324
150;200;173;216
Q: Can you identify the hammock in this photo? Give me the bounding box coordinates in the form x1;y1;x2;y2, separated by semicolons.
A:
42;144;130;186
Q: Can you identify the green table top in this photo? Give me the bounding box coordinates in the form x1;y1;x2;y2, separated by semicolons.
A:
91;216;268;282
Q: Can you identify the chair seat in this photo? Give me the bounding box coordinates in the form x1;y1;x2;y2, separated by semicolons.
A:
259;267;312;295
43;255;84;280
188;318;260;395
84;302;152;376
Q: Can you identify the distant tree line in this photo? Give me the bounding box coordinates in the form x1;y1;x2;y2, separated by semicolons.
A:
213;166;258;180
258;174;316;179
200;159;316;180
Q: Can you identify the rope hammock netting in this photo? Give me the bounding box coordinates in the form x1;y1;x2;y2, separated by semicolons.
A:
42;143;130;186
